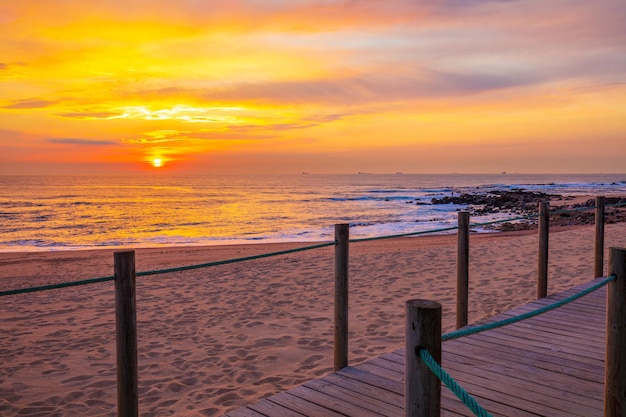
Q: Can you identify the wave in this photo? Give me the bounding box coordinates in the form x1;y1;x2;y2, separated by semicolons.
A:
1;174;625;252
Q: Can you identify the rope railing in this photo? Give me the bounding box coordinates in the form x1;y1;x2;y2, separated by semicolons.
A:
442;274;616;342
137;241;336;277
0;242;335;297
0;275;115;297
349;225;460;243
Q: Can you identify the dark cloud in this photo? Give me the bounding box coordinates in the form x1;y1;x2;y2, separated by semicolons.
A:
47;138;116;146
2;99;57;109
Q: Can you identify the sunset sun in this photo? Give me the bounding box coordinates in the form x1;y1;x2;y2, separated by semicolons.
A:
152;158;163;168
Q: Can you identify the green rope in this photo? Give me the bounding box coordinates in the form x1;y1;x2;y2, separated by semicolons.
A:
419;348;492;417
0;275;115;297
350;226;459;243
442;275;616;342
0;242;336;296
137;241;336;277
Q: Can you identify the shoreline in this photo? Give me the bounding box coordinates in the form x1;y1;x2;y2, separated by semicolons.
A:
1;191;623;255
0;225;575;290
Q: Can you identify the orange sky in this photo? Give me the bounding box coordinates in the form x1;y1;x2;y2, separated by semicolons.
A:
1;0;625;174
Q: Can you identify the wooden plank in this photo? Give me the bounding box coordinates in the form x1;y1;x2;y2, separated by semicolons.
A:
267;392;348;417
337;366;403;394
501;315;604;339
321;372;403;406
484;325;603;356
462;331;605;365
246;398;307;417
304;377;403;415
503;305;606;325
491;322;603;350
443;336;604;380
224;406;269;417
288;385;392;417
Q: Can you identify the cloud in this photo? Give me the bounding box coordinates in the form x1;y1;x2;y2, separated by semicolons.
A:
2;99;57;109
305;113;349;123
47;138;117;146
57;110;127;119
196;68;538;106
126;128;276;144
228;122;318;132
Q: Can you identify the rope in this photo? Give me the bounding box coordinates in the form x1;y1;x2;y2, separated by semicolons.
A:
0;275;115;297
136;241;336;277
350;226;459;243
0;241;336;296
419;348;493;417
442;275;616;342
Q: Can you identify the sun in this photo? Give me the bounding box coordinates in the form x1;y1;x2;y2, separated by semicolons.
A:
152;158;163;168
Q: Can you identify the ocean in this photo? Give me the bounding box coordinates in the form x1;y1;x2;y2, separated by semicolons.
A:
1;173;625;252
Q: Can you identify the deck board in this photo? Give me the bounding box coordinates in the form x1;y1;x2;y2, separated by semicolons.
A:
225;278;608;417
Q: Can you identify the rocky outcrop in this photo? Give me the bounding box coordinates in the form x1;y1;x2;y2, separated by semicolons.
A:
431;190;558;216
431;191;626;231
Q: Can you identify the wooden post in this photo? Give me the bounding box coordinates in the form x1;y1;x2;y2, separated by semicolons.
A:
595;196;606;278
457;211;470;329
334;224;349;371
405;300;442;417
537;201;549;299
115;251;138;417
605;247;626;417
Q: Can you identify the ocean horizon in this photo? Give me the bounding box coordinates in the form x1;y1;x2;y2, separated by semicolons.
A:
2;173;625;252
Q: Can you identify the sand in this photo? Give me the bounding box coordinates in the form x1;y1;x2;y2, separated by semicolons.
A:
1;221;625;417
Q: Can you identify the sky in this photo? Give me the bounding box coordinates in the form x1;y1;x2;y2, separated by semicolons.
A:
1;0;625;175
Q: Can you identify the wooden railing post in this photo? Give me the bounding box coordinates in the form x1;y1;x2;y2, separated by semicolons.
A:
115;251;138;417
537;201;549;299
605;247;626;417
595;196;606;278
405;300;442;417
334;223;349;371
457;211;469;328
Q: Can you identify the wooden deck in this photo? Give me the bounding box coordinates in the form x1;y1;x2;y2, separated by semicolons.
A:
224;278;607;417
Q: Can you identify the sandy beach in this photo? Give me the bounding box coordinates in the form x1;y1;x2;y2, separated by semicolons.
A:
1;219;625;416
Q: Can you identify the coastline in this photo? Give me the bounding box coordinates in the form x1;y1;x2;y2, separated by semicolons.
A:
1;199;625;416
